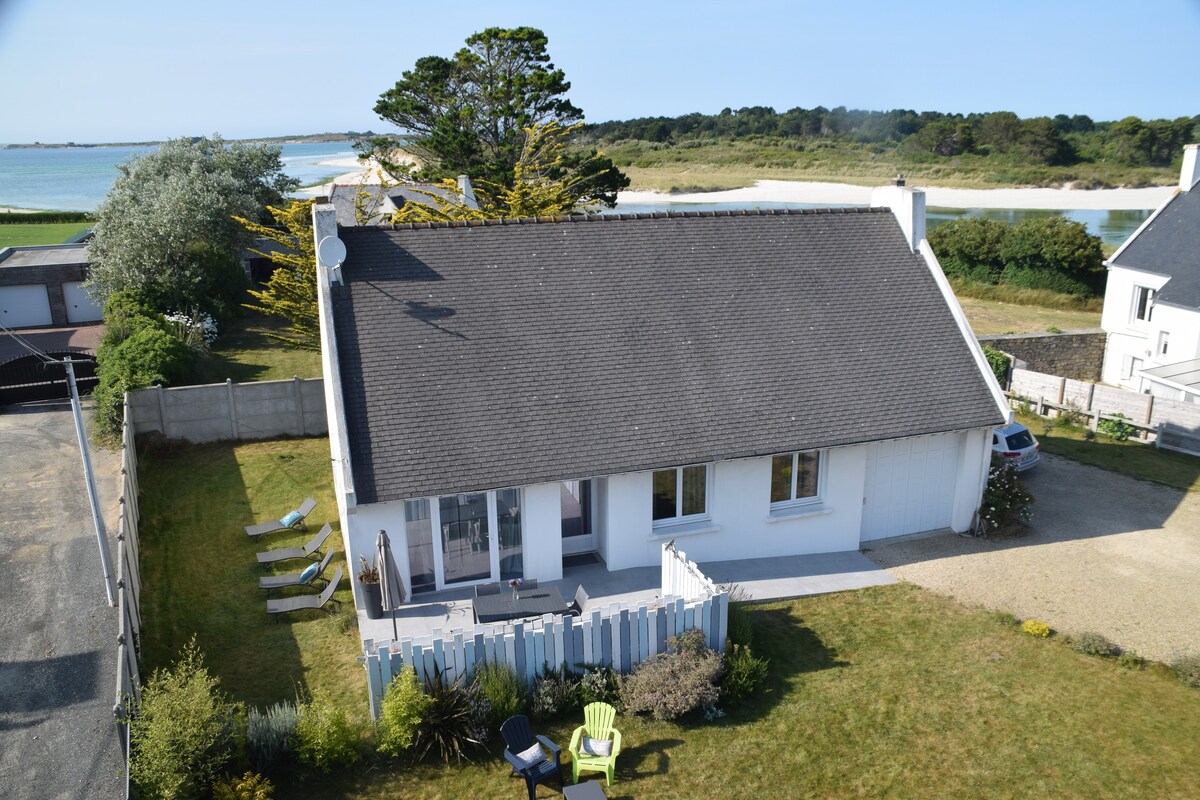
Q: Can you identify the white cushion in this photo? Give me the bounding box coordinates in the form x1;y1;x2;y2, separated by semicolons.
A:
514;742;547;770
580;736;612;757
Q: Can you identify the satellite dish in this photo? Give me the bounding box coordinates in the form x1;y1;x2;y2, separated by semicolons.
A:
317;236;347;267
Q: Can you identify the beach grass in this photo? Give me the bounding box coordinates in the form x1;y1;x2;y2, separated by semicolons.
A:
0;222;91;247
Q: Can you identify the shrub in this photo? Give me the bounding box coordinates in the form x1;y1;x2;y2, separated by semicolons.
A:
1098;412;1136;442
1021;619;1051;638
721;643;769;704
472;661;526;731
620;629;724;721
414;664;484;763
978;455;1034;531
726;604;755;648
531;666;580;720
577;665;621;708
981;344;1011;388
292;694;360;773
1170;654;1200;689
378;668;431;757
246;701;298;772
1067;631;1121;658
129;639;238;800
212;772;274;800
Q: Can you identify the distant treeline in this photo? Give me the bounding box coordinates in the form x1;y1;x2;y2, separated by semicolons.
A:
0;210;94;224
584;107;1199;168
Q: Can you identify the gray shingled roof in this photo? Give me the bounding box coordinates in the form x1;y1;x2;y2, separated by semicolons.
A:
331;209;1004;505
1112;187;1200;308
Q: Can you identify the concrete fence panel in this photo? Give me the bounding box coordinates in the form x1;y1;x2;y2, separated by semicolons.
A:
1011;367;1200;435
129;377;327;443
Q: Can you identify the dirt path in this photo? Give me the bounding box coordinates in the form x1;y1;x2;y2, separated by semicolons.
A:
866;453;1200;663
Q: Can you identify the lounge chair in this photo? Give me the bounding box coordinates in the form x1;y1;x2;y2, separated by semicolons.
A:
568;702;622;786
244;497;317;537
267;565;343;619
258;549;334;595
256;523;333;565
567;584;589;616
501;714;562;800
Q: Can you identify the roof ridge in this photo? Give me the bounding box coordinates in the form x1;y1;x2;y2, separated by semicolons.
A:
337;206;889;233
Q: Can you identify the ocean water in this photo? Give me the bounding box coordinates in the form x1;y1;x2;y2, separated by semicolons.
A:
0;141;356;212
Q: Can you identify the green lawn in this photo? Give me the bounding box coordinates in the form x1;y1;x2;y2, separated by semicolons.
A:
136;436;1200;800
0;221;91;247
191;313;323;384
1014;409;1200;493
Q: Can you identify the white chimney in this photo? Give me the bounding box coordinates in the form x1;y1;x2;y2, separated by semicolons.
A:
1180;144;1200;191
870;180;926;252
457;175;479;210
312;203;343;284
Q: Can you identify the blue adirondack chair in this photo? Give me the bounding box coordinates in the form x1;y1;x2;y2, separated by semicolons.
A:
500;715;562;800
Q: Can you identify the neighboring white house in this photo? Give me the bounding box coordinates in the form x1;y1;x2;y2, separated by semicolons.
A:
1101;144;1200;402
312;185;1009;607
326;176;478;226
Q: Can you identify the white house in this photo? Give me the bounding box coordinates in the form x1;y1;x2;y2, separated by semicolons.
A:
1101;144;1200;402
312;185;1009;607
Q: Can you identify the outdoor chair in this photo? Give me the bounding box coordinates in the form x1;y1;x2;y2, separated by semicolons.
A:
258;549;334;595
568;702;621;786
244;497;317;537
500;714;562;800
256;523;333;565
266;565;343;620
567;584;589;616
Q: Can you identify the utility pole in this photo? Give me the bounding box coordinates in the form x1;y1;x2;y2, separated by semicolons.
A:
64;358;116;606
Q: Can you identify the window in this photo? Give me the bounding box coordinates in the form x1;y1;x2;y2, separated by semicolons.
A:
770;451;822;506
1158;331;1170;357
1133;286;1155;322
1121;355;1143;381
652;465;708;523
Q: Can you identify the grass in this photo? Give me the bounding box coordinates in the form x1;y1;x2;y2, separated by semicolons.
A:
135;437;1200;798
0;221;91;247
191;313;323;384
960;295;1102;336
1013;408;1200;493
137;436;362;717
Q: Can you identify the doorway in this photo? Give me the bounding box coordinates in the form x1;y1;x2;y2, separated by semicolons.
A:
561;480;596;556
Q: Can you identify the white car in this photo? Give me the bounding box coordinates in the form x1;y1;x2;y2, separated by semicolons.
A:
992;422;1039;471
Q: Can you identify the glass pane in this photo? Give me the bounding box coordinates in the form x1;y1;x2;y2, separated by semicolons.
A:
405;499;436;594
770;455;793;503
561;480;590;538
681;465;707;516
439;493;491;584
652;469;677;521
796;452;820;498
497;488;523;581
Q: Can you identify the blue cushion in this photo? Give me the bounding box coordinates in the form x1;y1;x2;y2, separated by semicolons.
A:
300;562;320;584
280;510;303;527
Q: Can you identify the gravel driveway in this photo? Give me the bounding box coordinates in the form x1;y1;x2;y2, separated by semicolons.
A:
866;452;1200;663
0;402;125;799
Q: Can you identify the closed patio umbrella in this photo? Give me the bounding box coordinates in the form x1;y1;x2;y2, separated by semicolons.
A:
377;529;406;642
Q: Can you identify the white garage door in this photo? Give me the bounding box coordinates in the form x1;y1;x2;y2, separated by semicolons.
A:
0;284;53;329
862;432;962;542
63;281;103;323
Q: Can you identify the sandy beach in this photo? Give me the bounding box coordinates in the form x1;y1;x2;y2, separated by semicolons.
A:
619;179;1176;211
294;154;416;197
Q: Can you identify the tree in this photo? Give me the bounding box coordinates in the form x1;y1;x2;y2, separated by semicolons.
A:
236;200;320;351
390;122;588;223
88;135;296;315
373;27;627;210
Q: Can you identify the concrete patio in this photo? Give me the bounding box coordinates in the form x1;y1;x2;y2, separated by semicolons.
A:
359;549;895;644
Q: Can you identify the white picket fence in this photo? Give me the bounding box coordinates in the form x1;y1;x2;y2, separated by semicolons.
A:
361;543;729;719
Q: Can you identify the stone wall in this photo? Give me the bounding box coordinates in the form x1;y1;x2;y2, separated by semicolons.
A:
978;330;1106;382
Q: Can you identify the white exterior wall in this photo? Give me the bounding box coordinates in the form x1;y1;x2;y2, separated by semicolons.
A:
344;498;407;608
1101;265;1176;389
521;482;564;583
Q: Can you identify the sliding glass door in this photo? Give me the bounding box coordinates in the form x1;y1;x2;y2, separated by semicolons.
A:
415;488;524;590
438;493;492;585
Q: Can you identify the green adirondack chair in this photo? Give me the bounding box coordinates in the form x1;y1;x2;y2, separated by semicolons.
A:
568;702;622;786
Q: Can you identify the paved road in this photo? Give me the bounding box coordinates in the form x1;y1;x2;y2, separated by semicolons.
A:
868;452;1200;662
0;401;125;799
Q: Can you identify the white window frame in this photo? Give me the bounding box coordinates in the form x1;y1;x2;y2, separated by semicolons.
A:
1132;285;1155;323
770;450;825;510
1157;331;1169;357
651;464;711;528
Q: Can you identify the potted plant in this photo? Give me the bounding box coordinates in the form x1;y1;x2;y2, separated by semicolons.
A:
358;555;383;620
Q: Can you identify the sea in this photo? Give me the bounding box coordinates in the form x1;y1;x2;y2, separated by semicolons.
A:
0;141;357;212
0;141;1153;245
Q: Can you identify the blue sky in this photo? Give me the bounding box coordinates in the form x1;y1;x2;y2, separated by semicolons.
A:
1;0;1197;143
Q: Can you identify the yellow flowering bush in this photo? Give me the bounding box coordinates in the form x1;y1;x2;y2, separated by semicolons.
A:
1021;619;1051;638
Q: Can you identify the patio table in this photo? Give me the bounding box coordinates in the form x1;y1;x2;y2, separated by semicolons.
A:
473;585;569;624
